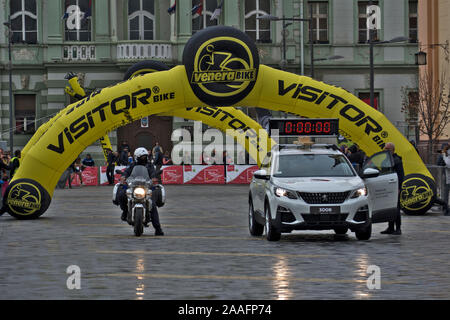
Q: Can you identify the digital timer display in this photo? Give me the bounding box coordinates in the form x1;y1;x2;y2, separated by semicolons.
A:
269;118;339;136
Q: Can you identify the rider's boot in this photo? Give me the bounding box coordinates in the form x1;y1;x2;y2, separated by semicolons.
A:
143;211;151;227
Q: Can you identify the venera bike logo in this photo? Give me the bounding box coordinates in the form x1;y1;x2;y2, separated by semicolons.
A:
192;39;256;98
7;182;42;215
400;175;434;211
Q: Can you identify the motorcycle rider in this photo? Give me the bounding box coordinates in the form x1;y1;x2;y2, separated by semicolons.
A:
116;147;164;236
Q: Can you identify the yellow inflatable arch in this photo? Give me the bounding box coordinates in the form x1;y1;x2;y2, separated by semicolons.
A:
3;26;435;219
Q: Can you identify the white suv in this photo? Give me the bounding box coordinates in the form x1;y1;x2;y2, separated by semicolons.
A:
248;144;399;241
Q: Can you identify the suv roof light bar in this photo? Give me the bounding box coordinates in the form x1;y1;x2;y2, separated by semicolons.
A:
275;144;339;151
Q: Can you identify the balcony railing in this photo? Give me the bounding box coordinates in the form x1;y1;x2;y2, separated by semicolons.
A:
116;42;172;60
63;45;96;61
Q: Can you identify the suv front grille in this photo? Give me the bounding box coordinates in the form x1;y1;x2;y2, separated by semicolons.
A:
297;192;350;204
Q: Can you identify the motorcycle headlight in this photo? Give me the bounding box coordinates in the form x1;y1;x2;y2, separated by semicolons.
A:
274;187;297;199
350;187;367;199
133;187;146;199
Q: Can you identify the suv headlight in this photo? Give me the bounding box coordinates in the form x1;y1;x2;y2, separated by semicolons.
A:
349;187;367;199
133;187;146;199
274;187;297;199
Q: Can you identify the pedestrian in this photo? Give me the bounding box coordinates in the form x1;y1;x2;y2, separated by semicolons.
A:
127;151;134;165
347;144;364;174
73;156;83;185
9;149;21;180
105;148;117;185
152;142;163;159
153;147;163;182
118;140;130;154
440;144;450;215
162;151;173;165
0;151;12;207
82;153;95;167
381;142;404;235
437;143;448;166
119;147;129;166
66;161;75;189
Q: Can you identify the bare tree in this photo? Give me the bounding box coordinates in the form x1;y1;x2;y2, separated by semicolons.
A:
401;67;450;163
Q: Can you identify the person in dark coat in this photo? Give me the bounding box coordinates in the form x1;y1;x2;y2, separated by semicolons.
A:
347;144;364;173
82;154;95;167
105;149;117;185
381;142;405;235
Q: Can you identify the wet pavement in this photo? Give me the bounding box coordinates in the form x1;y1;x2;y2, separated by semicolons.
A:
0;185;449;300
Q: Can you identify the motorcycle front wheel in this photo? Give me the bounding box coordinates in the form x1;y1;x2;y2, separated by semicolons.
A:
134;207;144;236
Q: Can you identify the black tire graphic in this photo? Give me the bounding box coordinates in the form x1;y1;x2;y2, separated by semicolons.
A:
183;25;259;106
3;179;51;220
400;174;436;215
123;60;170;81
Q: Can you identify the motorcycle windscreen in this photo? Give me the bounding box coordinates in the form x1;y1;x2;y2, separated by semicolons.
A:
128;165;151;182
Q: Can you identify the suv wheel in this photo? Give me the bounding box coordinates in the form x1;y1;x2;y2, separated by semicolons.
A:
249;197;264;236
264;204;281;241
355;223;372;240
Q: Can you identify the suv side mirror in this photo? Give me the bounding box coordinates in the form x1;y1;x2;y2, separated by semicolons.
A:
361;168;379;179
254;169;270;180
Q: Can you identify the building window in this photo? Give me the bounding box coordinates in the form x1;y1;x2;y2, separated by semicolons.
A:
192;0;219;34
408;1;418;43
10;0;37;44
63;0;92;41
359;92;380;110
14;95;36;134
358;1;379;43
128;0;154;40
244;0;271;43
308;2;329;44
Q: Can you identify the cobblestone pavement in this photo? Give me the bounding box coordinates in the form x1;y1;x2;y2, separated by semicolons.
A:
0;185;449;300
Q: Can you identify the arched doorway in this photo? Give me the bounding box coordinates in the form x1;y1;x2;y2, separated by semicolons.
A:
117;115;173;154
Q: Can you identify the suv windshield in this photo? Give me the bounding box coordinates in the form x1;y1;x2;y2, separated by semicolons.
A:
273;154;356;177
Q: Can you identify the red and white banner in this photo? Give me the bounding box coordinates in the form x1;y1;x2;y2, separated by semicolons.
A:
81;166;99;186
183;165;225;184
66;172;81;187
161;165;183;184
100;166;126;185
226;165;259;184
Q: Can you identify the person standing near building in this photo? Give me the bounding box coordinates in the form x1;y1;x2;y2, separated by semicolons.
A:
82;154;95;167
381;142;405;235
105;148;117;185
9;150;21;180
441;144;450;215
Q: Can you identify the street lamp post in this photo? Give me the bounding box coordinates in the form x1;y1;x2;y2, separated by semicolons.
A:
368;35;408;108
367;1;407;108
3;16;14;154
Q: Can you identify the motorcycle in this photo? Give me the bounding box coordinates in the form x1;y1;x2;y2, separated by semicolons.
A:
113;170;165;237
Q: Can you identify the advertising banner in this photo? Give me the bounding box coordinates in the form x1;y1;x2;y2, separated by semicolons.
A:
226;165;259;184
100;166;126;185
161;165;183;184
81;166;99;186
183;165;225;184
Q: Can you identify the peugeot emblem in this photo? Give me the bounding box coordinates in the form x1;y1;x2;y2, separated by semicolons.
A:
321;194;328;202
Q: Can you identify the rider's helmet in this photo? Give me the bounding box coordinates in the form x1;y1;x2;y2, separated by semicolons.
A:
134;147;149;164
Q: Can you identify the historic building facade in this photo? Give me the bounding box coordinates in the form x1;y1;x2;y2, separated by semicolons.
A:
0;0;419;162
417;0;450;155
